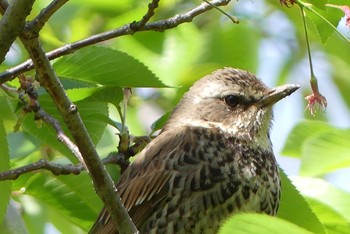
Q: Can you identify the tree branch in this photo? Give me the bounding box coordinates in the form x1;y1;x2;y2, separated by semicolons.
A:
0;159;84;180
38;108;84;164
0;153;127;181
142;0;231;31
0;133;151;181
0;0;232;83
0;0;35;64
19;34;137;233
0;135;150;181
26;0;70;34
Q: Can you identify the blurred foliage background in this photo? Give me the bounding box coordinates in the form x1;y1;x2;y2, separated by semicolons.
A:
1;0;350;233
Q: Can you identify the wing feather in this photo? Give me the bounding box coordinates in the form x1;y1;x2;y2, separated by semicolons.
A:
90;127;191;234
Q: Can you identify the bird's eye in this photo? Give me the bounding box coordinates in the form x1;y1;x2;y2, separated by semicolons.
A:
224;95;239;107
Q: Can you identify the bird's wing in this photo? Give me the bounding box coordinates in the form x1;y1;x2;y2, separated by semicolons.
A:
89;127;193;234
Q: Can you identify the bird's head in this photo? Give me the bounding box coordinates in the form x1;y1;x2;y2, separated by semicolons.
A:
165;68;299;147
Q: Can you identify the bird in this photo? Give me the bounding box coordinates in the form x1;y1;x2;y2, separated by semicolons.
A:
89;67;299;234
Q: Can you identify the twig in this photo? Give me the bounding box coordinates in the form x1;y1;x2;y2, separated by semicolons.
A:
36;109;85;163
0;139;150;181
139;0;231;31
130;0;160;30
203;0;239;24
0;153;128;181
26;0;70;34
17;74;85;164
0;0;232;83
0;83;18;97
0;159;84;180
0;0;35;64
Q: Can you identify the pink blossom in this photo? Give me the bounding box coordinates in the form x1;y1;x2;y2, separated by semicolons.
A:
341;6;350;26
305;93;327;116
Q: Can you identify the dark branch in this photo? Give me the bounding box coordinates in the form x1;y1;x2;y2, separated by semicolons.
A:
0;0;232;83
0;153;127;181
0;83;18;97
130;0;160;30
0;0;35;64
17;74;85;165
0;159;84;180
0;134;151;181
141;0;231;31
37;109;85;164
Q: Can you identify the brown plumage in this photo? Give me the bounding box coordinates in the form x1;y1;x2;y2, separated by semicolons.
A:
89;68;299;234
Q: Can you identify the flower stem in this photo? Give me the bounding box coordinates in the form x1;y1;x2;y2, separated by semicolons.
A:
300;6;315;79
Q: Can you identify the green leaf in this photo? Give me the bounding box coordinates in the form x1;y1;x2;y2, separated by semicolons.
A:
0;200;28;234
48;205;86;234
327;0;350;6
306;4;344;43
219;213;313;234
115;24;202;86
22;96;109;162
278;170;326;233
66;86;123;106
87;113;121;131
53;46;168;88
22;112;73;159
332;56;350;109
0;95;17;122
20;195;47;234
8;132;40;159
23;172;102;230
292;177;350;225
71;0;131;12
0;120;12;223
281;120;333;157
305;197;350;234
57;174;103;214
150;111;171;133
306;0;327;10
300;129;350;176
200;24;259;72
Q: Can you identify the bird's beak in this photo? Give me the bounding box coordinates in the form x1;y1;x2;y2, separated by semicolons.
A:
258;84;300;107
